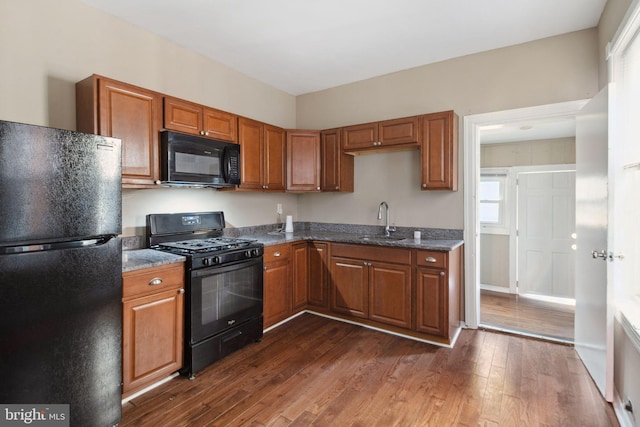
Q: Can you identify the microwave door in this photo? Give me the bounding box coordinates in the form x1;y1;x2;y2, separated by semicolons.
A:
170;144;224;185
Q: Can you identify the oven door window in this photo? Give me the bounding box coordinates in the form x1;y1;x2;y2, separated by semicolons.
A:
190;258;263;343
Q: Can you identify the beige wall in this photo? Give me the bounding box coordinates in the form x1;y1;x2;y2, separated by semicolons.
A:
297;30;598;229
480;234;510;289
598;0;634;88
481;137;576;168
0;0;298;236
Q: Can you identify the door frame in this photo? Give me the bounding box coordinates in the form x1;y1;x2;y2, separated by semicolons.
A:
463;100;588;328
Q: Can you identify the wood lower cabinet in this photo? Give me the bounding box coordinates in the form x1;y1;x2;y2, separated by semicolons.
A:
308;242;329;308
238;118;286;191
163;96;237;142
321;128;354;192
330;244;412;328
286;130;321;192
76;75;162;187
415;248;462;338
122;262;185;397
330;256;369;318
263;244;291;328
292;242;308;310
420;110;458;191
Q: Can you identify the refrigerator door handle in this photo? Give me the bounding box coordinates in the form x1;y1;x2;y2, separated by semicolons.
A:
0;235;117;255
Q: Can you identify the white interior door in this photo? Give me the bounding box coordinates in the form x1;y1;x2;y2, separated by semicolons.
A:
517;170;575;299
574;86;612;401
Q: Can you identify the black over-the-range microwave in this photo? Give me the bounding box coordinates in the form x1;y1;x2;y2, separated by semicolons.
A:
160;130;241;188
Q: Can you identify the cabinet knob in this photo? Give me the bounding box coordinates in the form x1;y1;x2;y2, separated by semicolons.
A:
316;186;320;190
440;271;445;276
264;266;267;271
178;288;185;294
274;251;281;257
422;183;427;188
425;257;437;263
335;186;339;190
148;277;163;286
154;180;162;185
200;131;205;135
205;131;209;136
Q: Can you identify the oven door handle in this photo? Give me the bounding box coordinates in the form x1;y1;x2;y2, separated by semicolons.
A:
191;256;263;278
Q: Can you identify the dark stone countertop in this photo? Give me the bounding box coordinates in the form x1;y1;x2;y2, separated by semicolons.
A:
236;230;464;252
122;249;185;273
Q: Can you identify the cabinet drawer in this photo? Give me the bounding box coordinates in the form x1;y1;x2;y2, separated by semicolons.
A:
264;244;291;263
123;263;184;299
332;243;411;265
415;250;447;269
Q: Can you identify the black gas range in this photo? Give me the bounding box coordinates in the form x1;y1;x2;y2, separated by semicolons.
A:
147;212;264;379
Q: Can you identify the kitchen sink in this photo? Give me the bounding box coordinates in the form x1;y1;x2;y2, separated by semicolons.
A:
359;235;407;241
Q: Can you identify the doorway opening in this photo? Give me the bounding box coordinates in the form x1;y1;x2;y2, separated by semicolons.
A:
463;100;588;342
479;147;577;341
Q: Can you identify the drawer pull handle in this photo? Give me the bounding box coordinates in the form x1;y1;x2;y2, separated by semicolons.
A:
148;277;163;286
425;257;437;263
274;251;281;257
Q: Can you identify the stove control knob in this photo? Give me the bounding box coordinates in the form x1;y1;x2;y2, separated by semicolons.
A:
251;248;261;257
211;256;221;265
244;250;253;258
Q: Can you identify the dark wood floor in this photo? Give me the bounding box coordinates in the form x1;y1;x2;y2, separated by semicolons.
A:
480;290;575;342
120;313;617;427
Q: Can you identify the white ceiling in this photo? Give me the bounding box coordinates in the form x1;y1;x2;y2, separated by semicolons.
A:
81;0;606;96
480;117;577;144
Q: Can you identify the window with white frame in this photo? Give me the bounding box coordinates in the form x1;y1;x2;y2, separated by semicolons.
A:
479;169;509;234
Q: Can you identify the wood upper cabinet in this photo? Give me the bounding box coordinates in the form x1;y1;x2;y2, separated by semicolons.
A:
76;75;162;187
263;244;291;328
286;130;321;192
330;244;411;327
342;122;378;151
420;111;458;191
264;125;286;191
342;116;420;153
237;118;285;191
308;242;329;308
415;247;462;338
122;262;184;397
321;128;354;192
163;96;237;142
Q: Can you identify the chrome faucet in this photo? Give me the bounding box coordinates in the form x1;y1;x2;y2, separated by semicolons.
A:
377;201;396;236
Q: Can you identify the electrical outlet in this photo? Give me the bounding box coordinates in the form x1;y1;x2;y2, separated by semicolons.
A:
276;203;283;214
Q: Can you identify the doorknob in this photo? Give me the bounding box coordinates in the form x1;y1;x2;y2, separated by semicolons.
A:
591;250;608;261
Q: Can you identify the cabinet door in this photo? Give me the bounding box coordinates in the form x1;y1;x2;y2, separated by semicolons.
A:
287;130;321;192
163;97;202;136
203;107;237;142
122;288;184;394
330;256;368;318
415;267;447;337
420;111;458;191
264;125;286;191
379;116;420;148
95;78;162;185
238;117;264;190
369;262;412;329
342;122;379;151
263;259;291;328
308;242;329;308
321;129;354;192
291;242;308;310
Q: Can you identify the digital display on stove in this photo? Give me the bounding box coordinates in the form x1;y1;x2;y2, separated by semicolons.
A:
181;215;201;226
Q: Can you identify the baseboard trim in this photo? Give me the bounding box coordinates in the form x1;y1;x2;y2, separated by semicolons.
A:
480;284;512;294
614;388;636;427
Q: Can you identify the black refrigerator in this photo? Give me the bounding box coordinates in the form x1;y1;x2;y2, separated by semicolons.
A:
0;120;123;426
